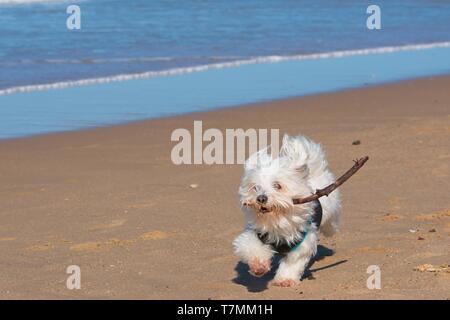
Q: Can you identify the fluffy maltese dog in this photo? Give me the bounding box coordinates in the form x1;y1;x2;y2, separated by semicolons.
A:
233;134;341;287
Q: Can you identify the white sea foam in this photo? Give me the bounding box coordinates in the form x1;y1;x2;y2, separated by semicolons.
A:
1;41;450;96
0;56;243;66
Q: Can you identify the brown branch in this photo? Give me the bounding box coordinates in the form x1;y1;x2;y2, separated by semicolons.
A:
292;156;369;205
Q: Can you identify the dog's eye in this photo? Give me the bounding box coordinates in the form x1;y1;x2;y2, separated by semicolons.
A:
273;182;282;190
251;185;259;192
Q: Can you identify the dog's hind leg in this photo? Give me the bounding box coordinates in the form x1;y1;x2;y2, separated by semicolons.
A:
271;231;318;287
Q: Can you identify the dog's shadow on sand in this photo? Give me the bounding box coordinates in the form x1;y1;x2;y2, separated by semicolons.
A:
232;245;347;292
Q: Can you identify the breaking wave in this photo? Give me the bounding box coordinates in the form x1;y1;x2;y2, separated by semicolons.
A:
1;41;450;96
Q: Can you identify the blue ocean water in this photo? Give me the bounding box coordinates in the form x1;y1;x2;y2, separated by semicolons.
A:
0;0;450;139
1;0;450;91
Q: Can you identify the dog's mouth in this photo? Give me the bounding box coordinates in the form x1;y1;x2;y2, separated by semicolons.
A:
243;202;273;215
258;206;271;214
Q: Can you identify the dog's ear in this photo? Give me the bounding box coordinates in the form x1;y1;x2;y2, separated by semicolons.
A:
245;147;272;170
295;163;309;178
244;150;259;170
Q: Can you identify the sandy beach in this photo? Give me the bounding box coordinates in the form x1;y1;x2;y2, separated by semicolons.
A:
0;76;449;299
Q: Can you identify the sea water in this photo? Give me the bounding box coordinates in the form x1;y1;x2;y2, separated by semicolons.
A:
0;0;449;138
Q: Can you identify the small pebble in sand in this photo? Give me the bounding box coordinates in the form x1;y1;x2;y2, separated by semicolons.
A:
409;229;418;233
417;236;425;240
352;140;361;145
189;184;199;189
428;228;436;233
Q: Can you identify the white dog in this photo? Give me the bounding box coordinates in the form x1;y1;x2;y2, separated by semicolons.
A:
233;134;341;287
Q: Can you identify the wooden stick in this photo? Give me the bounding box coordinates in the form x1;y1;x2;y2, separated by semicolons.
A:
292;156;369;205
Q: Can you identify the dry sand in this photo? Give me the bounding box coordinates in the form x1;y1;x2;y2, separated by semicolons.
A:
0;76;449;299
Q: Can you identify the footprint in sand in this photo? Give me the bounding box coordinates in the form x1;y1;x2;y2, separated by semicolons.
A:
415;209;450;221
70;239;136;252
414;264;450;273
381;213;402;222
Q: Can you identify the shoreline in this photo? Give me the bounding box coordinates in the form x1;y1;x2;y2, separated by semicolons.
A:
2;41;450;96
0;73;449;144
0;76;449;299
1;45;450;140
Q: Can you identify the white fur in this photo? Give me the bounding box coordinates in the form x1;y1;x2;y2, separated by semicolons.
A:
233;134;342;286
233;228;275;264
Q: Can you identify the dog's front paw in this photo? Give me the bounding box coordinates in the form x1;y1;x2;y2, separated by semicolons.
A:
271;278;299;288
248;258;271;277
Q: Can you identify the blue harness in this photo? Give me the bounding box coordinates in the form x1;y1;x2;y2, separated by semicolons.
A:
256;200;323;255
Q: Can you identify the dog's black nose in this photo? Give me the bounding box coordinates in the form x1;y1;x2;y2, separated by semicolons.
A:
256;194;268;205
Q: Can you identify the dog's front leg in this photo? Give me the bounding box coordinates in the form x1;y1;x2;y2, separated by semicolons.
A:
233;229;274;277
272;231;318;287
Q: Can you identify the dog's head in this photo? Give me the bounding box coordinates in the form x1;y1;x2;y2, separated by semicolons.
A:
239;144;312;220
